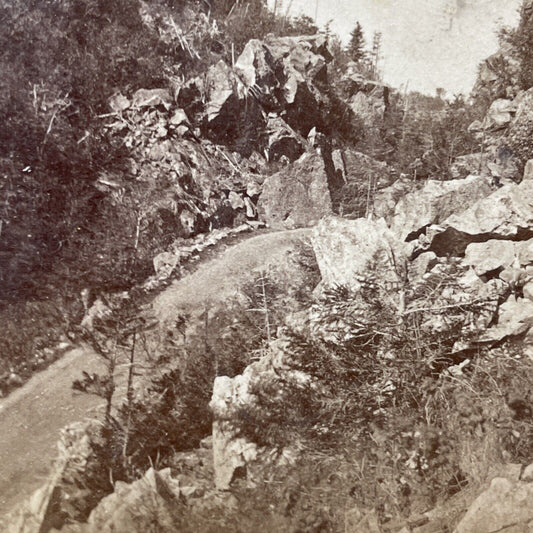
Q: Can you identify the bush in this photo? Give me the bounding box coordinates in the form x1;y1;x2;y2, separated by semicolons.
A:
225;270;524;523
500;1;533;91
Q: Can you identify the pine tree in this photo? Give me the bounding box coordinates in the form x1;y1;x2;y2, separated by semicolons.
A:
348;22;366;63
370;31;383;80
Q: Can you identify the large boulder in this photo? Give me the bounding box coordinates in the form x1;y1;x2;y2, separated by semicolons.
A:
5;466;64;533
483;98;516;131
428;179;533;256
478;295;533;344
81;468;182;533
389;175;494;241
258;152;332;228
455;476;533;533
311;216;408;290
203;61;245;123
463;238;533;276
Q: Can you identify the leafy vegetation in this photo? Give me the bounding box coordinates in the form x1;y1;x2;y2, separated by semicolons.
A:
499;0;533;91
200;264;529;529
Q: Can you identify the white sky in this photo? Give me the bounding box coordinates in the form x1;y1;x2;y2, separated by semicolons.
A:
270;0;521;95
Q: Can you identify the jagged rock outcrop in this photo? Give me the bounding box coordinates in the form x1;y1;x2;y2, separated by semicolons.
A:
428;178;533;256
388;175;494;241
265;114;306;162
76;468;182;533
208;339;304;490
507;86;533;165
463;239;533;276
178;34;333;155
102;87;266;243
484;98;517;131
478;295;533;343
472;38;521;103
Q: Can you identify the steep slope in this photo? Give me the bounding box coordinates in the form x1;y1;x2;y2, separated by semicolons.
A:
0;227;314;527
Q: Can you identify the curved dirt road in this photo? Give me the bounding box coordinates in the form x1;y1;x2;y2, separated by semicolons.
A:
0;228;312;523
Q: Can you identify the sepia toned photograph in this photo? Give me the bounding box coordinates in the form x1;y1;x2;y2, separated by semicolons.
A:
1;0;532;531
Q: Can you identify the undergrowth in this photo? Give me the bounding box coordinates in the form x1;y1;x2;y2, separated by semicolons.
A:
213;278;533;529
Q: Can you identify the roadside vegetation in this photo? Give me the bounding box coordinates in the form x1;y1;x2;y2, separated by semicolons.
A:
3;1;533;530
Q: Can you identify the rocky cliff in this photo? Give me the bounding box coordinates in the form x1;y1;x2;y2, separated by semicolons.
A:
3;3;533;532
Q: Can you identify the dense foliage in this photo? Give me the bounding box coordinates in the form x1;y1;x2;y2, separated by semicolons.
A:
0;0;318;385
500;0;533;91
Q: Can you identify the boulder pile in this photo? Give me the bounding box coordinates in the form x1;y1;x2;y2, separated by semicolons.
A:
205;162;533;529
102;87;264;240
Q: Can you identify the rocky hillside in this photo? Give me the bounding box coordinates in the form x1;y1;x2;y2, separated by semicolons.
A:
3;1;533;532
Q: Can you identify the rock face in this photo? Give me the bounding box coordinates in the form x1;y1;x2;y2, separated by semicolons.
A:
266;114;306;162
179;34;333;155
208;340;303;490
209;373;259;490
236;35;330;104
311;216;408;290
463;239;533;276
429;179;533;256
258;152;332;228
388;175;494;241
454;476;533;533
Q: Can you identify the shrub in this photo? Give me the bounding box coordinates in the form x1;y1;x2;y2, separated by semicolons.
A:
227;271;520;522
500;1;533;91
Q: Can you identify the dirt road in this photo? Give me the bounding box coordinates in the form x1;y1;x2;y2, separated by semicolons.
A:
0;346;106;521
0;228;313;523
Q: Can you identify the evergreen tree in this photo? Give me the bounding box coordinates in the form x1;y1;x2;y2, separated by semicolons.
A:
347;22;366;63
370;31;383;80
